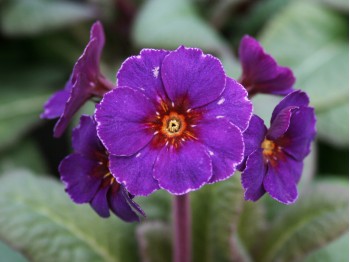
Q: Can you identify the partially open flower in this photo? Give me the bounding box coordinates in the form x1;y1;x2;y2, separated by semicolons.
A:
59;115;144;222
95;46;252;196
41;21;115;138
239;90;316;204
238;35;295;97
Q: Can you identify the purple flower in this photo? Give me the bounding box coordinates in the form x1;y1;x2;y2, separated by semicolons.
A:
239;90;316;204
59;115;145;222
95;46;252;196
41;21;115;138
238;35;295;97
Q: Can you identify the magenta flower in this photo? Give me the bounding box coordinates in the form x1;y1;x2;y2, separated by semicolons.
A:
59;115;144;222
238;35;295;97
41;21;115;138
95;46;252;196
239;90;316;204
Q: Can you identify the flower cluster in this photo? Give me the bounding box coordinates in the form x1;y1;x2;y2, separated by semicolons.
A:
42;22;316;222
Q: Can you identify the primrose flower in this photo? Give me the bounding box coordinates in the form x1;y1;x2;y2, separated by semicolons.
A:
59;115;144;222
41;21;114;138
238;35;295;97
95;46;252;196
239;90;316;204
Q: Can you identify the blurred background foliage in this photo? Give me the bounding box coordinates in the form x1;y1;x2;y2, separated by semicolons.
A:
0;0;348;261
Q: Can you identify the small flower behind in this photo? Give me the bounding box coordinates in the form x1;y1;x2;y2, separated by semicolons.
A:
238;35;295;97
59;115;145;222
95;46;253;196
41;21;115;138
238;90;316;204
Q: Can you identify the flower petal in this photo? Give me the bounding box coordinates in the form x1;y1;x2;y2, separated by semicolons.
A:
281;107;316;161
90;185;110;218
237;115;266;171
154;141;212;195
263;157;302;204
267;108;293;140
53;78;91;138
239;35;295;96
161;46;225;108
59;154;101;204
196;118;244;183
95;87;156;156
241;149;267;201
74;21;105;80
108;186;140;222
41;88;71;119
117;49;169;102
200;77;252;131
72;115;104;158
271;90;310;123
109;144;160;196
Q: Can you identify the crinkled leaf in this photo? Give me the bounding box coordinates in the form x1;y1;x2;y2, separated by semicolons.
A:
0;241;28;262
258;180;349;262
256;1;349;147
1;0;95;36
0;139;48;174
0;171;139;262
192;174;249;262
0;66;64;151
302;232;349;262
136;222;172;262
312;0;348;12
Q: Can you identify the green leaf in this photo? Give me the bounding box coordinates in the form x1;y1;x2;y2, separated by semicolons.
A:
0;66;64;151
136;222;172;262
0;139;48;174
0;170;139;262
312;0;348;12
257;181;349;262
0;241;28;262
302;233;349;262
256;1;349;147
133;0;224;52
192;174;249;262
1;0;95;36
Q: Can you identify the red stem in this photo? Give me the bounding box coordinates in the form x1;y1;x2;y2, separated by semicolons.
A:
173;194;192;262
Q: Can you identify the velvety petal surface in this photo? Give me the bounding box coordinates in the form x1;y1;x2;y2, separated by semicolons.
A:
241;149;267;201
196;118;244;183
200;77;252;131
161;46;225;108
109;144;160;196
237;115;266;171
53;22;105;137
281;107;316;161
108;187;140;222
271;90;310;123
41;89;71;119
267;108;293;140
74;21;104;80
95;87;156;156
154;141;212;195
59;154;101;204
263;156;302;204
90;185;110;218
117;49;169;102
239;35;295;95
72;115;104;158
53;80;91;137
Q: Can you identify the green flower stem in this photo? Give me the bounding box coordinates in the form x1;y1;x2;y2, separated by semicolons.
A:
173;194;191;262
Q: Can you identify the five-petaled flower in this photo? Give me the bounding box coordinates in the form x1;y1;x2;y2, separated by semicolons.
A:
238;35;295;97
41;21;115;138
238;90;316;204
95;46;253;196
59;115;145;222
